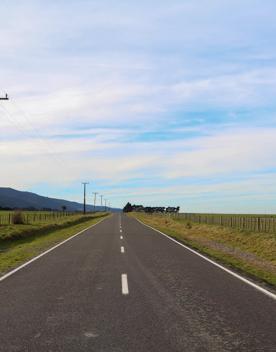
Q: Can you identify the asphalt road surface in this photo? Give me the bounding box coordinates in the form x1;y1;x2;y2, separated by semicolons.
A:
0;214;276;351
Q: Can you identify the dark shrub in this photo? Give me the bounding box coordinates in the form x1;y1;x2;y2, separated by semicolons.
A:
186;221;192;229
12;211;25;225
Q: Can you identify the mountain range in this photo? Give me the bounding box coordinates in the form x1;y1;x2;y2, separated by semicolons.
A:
0;187;120;212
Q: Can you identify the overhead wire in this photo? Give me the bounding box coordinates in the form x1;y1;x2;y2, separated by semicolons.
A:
0;101;69;170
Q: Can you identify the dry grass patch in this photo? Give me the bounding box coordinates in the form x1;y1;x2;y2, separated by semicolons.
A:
130;213;276;288
0;213;109;276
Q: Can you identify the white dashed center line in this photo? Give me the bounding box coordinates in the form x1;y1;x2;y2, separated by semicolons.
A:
120;235;123;240
121;246;125;253
121;274;129;295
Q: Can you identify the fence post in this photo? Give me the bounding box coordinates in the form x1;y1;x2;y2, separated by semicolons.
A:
257;217;260;232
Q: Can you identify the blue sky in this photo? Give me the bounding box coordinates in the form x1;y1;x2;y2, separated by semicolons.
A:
1;0;276;212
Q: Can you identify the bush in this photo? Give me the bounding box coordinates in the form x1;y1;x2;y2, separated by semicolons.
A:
12;211;25;225
186;221;192;229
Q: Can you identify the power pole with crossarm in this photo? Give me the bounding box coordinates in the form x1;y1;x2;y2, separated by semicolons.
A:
0;93;9;215
0;93;9;100
104;199;107;212
100;195;103;211
92;192;98;212
82;182;89;214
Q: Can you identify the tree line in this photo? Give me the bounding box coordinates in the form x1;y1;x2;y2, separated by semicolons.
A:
123;202;180;214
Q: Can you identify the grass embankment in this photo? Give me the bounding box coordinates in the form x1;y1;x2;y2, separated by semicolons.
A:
130;213;276;288
0;212;109;276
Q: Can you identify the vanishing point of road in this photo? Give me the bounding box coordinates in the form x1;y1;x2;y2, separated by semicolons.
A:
0;214;275;351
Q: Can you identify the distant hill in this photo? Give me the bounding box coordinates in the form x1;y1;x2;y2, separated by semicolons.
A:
0;188;120;212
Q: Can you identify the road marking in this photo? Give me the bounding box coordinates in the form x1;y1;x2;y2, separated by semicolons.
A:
120;229;122;233
120;235;123;240
121;274;129;295
0;216;109;283
136;218;276;301
121;246;125;253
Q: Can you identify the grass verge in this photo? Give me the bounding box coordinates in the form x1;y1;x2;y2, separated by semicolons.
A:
130;213;276;289
0;213;109;276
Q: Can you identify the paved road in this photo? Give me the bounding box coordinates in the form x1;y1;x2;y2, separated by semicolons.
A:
0;214;276;351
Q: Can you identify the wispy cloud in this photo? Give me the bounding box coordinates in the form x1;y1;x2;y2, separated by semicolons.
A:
1;0;276;211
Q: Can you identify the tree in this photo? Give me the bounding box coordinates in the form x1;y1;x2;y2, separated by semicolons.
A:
123;202;133;213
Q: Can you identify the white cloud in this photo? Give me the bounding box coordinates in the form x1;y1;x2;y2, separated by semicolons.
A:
166;128;276;178
2;66;276;138
1;0;276;211
170;69;276;109
1;126;276;188
106;173;276;213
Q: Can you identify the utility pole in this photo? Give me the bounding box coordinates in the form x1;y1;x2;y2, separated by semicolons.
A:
0;93;9;211
82;182;89;214
92;192;98;212
100;195;103;211
0;93;9;100
104;199;107;212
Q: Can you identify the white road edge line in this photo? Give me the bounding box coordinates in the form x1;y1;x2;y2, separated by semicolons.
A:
135;218;276;301
0;216;108;283
121;273;129;295
121;246;125;253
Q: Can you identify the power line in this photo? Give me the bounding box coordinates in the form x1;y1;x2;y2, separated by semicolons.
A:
1;95;100;211
0;104;42;143
8;100;68;168
0;102;67;169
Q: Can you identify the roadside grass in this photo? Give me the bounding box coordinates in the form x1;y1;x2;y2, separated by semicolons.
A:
130;213;276;288
0;210;59;214
175;213;276;218
0;212;109;276
0;210;75;225
0;213;96;240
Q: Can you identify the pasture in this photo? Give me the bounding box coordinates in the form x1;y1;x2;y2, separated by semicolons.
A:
173;213;276;233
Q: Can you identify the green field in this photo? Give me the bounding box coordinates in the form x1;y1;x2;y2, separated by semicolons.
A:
0;212;109;275
130;213;276;288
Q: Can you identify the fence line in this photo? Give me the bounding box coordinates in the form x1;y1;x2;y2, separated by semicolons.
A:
0;211;74;225
173;213;276;233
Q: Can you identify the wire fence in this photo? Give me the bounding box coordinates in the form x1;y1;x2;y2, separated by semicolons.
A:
0;211;75;225
172;213;276;233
